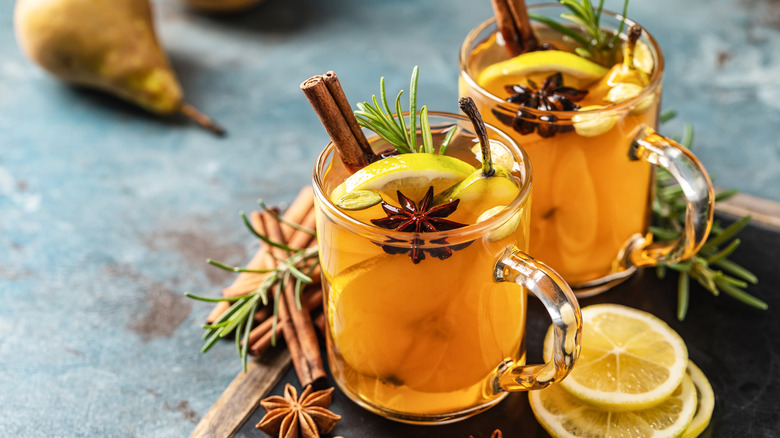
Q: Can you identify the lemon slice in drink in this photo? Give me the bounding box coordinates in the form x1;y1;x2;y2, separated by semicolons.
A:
478;50;608;86
529;374;697;438
544;304;688;411
330;154;474;205
682;361;715;438
433;166;520;222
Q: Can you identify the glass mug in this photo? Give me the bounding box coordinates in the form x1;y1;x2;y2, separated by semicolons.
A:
312;112;582;424
460;4;715;296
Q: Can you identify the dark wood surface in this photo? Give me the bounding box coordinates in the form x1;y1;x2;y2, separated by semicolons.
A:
197;204;780;438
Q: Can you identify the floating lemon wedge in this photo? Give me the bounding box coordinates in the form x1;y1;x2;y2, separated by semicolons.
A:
477;50;608;86
544;304;689;411
330;153;474;205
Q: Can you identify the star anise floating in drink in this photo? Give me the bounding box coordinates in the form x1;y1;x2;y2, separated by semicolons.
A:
370;186;470;264
256;384;341;438
492;72;587;138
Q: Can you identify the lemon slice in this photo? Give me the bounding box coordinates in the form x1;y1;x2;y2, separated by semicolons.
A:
529;374;697;438
330;154;474;205
478;50;608;86
471;140;515;170
477;205;524;242
572;105;618;137
544;304;688;411
682;361;715;438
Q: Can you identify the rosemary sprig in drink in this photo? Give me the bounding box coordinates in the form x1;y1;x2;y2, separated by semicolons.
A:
655;110;766;320
185;200;319;372
529;0;630;63
354;66;457;155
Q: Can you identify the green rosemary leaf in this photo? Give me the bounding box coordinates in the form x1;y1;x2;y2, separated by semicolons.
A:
420;106;433;154
358;102;407;146
713;259;758;284
395;89;409;146
257;199;317;236
287;262;313;284
356;113;410;153
714;189;739;202
379;77;394;121
201;327;224;353
372;94;407;142
220;296;258;337
529;13;591;48
409;66;419;148
702;215;751;251
714;272;748;289
241;211;299;253
240;298;259;372
660;109;678;123
207;258;273;274
271;286;282;346
560;13;592;34
681;123;694;149
184;292;245;303
714;280;768;310
677;271;689;321
439;126;457;156
610;0;630;46
704;239;741;264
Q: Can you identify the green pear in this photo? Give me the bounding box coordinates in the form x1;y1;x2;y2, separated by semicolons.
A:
14;0;224;135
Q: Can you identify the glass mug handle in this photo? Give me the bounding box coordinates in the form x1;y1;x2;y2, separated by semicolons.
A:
626;126;715;268
491;248;582;392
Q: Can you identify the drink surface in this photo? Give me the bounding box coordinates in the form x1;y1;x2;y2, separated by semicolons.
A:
315;133;532;417
462;25;660;286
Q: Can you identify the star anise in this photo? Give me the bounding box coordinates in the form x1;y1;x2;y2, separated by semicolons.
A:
370;186;470;264
256;384;341;438
491;72;587;138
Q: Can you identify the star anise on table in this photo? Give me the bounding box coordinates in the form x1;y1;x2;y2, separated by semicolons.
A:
492;72;587;138
370;186;470;264
256;384;341;438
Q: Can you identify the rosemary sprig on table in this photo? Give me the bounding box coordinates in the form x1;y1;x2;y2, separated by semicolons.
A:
354;66;457;155
529;0;630;63
655;110;766;320
185;201;319;372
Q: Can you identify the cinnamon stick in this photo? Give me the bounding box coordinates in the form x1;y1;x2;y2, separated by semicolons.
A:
491;0;538;56
266;211;327;387
301;73;375;172
248;287;324;357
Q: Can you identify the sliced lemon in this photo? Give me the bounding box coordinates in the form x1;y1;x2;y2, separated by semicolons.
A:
682;360;715;438
471;139;516;171
544;304;688;411
477;50;608;86
572;105;619;137
330;153;474;205
477;205;524;242
529;374;697;438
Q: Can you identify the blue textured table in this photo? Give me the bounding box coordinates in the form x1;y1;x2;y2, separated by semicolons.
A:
1;0;778;436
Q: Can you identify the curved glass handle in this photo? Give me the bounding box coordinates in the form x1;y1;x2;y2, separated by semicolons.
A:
491;247;582;393
626;126;715;268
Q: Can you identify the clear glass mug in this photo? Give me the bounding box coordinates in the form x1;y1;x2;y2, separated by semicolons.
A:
312;112;582;424
459;4;715;296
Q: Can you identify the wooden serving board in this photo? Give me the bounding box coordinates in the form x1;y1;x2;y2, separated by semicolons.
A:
191;193;780;438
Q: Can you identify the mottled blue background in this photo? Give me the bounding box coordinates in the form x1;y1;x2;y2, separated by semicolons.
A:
0;0;778;436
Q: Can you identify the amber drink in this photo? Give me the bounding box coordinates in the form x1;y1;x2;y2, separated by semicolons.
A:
460;4;714;294
312;112;581;424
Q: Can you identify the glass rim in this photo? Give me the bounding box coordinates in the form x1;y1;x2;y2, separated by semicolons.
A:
458;3;666;120
312;111;533;245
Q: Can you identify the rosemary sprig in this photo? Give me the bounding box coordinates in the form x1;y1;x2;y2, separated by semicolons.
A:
655;110;766;320
354;66;455;155
529;0;630;64
185;200;319;372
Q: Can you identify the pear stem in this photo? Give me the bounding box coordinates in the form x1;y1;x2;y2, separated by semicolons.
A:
181;103;226;136
458;97;495;178
623;24;643;71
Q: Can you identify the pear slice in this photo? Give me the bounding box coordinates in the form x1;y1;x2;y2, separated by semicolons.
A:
14;0;224;135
